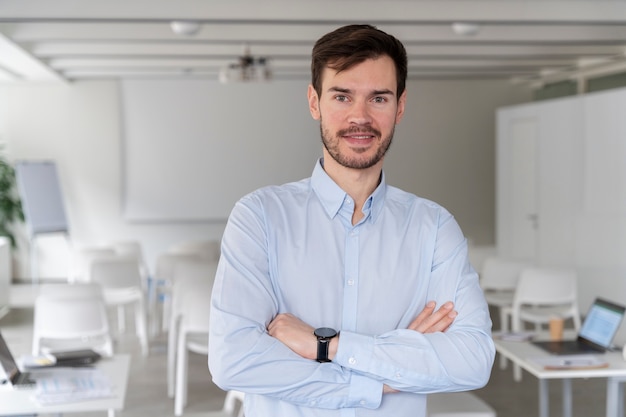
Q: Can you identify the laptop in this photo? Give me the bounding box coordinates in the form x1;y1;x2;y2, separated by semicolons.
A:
0;331;37;388
533;297;625;355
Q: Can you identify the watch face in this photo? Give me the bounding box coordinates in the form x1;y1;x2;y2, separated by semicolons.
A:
315;327;337;338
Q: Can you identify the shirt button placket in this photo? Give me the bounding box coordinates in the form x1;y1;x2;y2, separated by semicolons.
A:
342;227;359;332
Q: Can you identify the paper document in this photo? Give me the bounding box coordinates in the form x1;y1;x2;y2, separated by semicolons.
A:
529;354;609;370
33;367;113;405
492;331;535;342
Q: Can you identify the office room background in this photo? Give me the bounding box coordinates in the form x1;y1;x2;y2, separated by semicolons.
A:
1;76;625;345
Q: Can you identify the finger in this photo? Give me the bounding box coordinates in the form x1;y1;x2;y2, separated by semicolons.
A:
407;301;436;331
415;302;454;333
267;313;291;335
423;309;457;334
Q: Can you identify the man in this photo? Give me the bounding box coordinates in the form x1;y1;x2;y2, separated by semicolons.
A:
209;24;494;416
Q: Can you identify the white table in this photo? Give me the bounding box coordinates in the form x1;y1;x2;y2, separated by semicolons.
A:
494;338;626;417
0;354;130;416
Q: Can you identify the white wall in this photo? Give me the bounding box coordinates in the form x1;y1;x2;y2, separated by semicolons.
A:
0;79;531;280
497;89;626;344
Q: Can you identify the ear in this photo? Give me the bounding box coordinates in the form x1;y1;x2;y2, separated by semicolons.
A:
307;84;321;120
395;89;407;124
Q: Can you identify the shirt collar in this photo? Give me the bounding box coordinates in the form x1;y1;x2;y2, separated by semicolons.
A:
311;158;387;222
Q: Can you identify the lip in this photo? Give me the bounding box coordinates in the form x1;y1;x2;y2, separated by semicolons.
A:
343;134;375;146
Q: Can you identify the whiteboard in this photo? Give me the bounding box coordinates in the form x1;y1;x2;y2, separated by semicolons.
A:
15;161;69;236
121;79;320;221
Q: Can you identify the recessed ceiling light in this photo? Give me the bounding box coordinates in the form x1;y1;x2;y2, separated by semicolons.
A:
451;22;481;37
170;21;202;36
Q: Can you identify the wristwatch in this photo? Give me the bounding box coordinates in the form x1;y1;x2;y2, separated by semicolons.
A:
314;327;338;363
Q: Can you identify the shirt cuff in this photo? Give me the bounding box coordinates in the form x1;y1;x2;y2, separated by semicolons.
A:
335;331;382;409
346;372;382;409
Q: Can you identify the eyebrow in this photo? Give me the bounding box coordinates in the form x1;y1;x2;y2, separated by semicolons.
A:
328;86;396;97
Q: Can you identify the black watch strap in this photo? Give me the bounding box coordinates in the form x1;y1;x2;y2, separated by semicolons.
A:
316;338;331;363
314;327;337;363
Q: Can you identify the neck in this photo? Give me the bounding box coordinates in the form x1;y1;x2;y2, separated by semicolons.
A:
322;153;382;224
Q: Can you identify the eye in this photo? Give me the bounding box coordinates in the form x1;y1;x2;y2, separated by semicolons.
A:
334;95;349;102
372;96;388;104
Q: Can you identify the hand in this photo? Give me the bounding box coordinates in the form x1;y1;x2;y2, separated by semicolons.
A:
384;301;457;396
407;301;457;333
267;313;317;360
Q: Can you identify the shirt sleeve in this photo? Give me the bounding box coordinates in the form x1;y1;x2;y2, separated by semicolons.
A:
208;194;384;410
334;213;495;393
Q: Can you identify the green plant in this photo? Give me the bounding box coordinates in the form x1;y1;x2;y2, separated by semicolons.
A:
0;155;24;248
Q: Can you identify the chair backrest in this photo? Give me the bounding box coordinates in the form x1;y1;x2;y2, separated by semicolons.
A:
171;260;217;333
511;267;581;331
513;267;578;306
39;282;104;299
110;240;151;280
71;246;116;283
222;390;245;417
154;252;204;281
33;288;112;356
89;255;143;289
480;257;532;291
167;240;221;262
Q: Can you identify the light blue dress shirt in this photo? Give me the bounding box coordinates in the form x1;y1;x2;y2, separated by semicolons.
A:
209;159;495;417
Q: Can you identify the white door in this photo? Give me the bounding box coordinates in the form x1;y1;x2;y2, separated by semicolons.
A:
496;106;538;261
509;119;538;260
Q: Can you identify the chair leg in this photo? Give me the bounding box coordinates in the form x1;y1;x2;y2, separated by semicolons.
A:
162;293;172;333
135;300;149;356
167;319;178;398
499;308;509;369
117;305;126;333
175;333;188;416
513;363;523;382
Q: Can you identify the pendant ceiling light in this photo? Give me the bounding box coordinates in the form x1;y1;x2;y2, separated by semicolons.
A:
219;44;272;83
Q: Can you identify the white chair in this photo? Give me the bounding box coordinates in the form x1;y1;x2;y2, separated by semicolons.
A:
427;392;496;417
480;257;532;370
110;240;151;284
481;257;532;333
169;259;217;416
184;390;245;417
510;267;581;380
153;251;205;334
167;239;221;261
70;246;116;283
153;240;219;334
32;283;114;357
89;254;150;356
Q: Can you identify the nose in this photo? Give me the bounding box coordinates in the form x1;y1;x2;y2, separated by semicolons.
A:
348;100;372;125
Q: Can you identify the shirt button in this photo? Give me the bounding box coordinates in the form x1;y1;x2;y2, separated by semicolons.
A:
360;400;366;405
347;279;354;286
348;357;356;365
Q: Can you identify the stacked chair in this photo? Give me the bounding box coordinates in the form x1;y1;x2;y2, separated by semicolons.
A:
510;266;581;381
167;258;218;416
32;282;113;357
72;243;150;356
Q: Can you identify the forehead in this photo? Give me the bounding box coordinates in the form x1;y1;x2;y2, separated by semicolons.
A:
321;56;398;93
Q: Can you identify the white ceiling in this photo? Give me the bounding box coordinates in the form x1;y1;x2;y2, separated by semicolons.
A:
1;0;626;86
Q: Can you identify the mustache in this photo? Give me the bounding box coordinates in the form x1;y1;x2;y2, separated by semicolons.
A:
337;126;381;137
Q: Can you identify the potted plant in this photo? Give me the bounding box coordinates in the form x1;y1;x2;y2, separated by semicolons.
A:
0;152;24;248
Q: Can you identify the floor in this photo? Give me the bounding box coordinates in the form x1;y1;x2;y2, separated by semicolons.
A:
0;298;617;417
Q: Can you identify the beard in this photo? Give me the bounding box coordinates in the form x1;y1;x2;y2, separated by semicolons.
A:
320;121;394;169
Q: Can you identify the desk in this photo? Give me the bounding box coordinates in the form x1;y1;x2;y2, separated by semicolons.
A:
494;338;626;417
0;354;130;416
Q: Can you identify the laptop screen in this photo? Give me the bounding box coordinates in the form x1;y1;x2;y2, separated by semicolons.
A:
579;298;625;348
0;332;20;383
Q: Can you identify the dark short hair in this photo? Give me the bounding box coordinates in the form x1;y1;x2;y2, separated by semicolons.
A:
311;24;408;99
